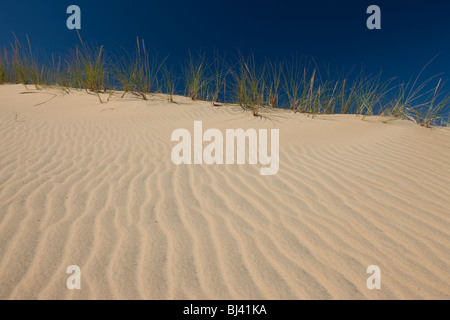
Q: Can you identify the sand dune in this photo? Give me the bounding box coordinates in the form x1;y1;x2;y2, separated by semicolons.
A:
0;84;449;299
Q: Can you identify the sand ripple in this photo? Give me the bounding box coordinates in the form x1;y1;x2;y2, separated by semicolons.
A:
0;85;449;299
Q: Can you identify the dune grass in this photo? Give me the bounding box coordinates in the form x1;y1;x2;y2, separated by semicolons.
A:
183;50;210;101
403;79;450;128
162;64;177;103
380;57;450;127
8;33;50;89
1;33;449;127
0;47;9;85
114;37;166;100
265;59;283;109
63;32;108;102
208;50;228;106
230;53;268;116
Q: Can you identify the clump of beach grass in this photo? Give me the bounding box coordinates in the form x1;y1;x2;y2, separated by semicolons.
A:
8;33;49;89
63;31;108;102
1;33;449;127
207;50;228;106
162;64;177;103
114;37;165;100
183;50;210;101
265;59;283;109
282;57;315;112
231;53;267;116
403;79;450;128
0;47;9;84
381;57;450;127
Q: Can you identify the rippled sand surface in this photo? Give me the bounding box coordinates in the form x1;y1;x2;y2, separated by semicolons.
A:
0;84;449;299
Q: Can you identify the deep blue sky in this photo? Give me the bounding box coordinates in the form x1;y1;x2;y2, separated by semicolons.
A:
1;0;450;82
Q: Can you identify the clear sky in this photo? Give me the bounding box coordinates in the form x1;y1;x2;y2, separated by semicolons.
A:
1;0;450;83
